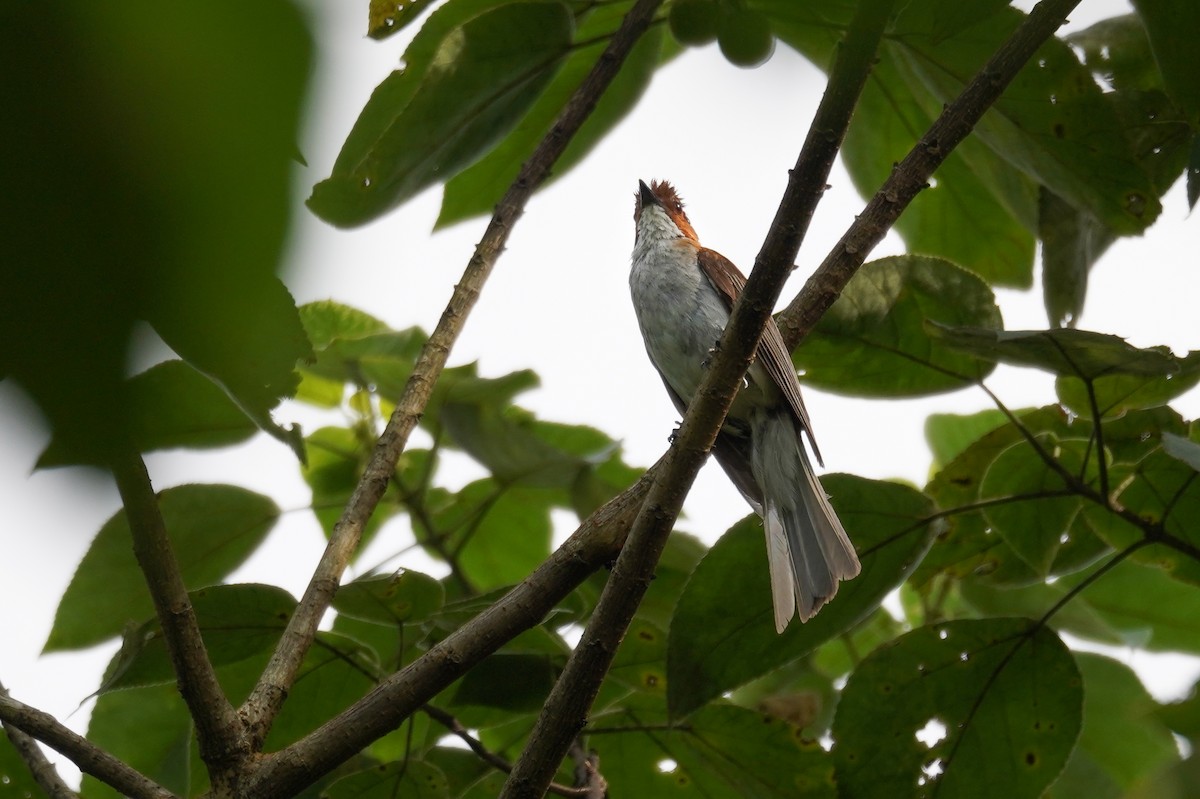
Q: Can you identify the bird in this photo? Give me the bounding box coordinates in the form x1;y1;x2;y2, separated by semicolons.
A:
629;179;860;631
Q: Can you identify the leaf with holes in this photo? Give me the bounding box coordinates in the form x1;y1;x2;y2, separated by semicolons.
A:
668;476;937;718
793;256;1002;397
833;618;1082;798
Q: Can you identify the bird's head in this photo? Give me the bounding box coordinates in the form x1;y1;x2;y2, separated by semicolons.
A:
634;179;699;244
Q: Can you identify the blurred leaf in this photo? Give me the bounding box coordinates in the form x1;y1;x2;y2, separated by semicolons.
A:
833;619;1082;798
1189;135;1200;211
1056;351;1200;419
38;360;259;467
368;0;437;40
928;325;1180;380
322;760;449;799
1131;0;1200;123
0;730;50;799
309;1;573;227
668;476;937;718
595;704;836;798
1164;431;1200;472
1046;654;1177;795
333;571;445;626
438;0;665;226
1039;187;1115;328
99;583;294;691
793;256;1001;397
45;485;280;651
0;0;312;461
925;409;1008;471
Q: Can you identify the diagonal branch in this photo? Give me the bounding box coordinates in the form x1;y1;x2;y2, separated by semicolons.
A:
108;450;244;778
0;683;77;799
499;2;897;796
239;0;671;749
0;686;177;799
777;0;1085;349
242;466;654;799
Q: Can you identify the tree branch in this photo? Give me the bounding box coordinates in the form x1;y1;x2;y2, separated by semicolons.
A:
239;0;671;749
242;466;654;798
499;2;896;796
777;0;1085;349
108;450;245;780
420;704;591;798
0;687;177;799
0;683;77;799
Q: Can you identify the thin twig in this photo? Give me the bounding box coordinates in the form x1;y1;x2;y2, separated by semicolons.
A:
0;689;177;799
108;449;245;780
778;0;1086;349
421;704;591;798
500;2;896;796
0;683;77;799
239;0;672;749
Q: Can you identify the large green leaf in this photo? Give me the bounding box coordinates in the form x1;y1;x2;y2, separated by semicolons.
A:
438;1;665;226
308;1;573;227
892;3;1159;234
667;476;937;718
793;256;1001;397
833;619;1082;798
333;571;445;626
924;409;1008;471
1047;654;1178;796
98;583;295;692
1056;351;1200;419
38;360;259;467
45;485;280;651
0;1;312;462
594;704;836;798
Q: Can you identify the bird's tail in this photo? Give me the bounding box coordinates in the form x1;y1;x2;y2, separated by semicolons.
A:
751;412;860;632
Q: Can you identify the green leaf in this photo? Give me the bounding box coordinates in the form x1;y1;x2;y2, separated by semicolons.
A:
0;1;312;462
1056;351;1200;419
438;1;665;226
0;729;50;799
924;409;1008;471
793;256;1002;397
928;325;1180;380
892;4;1160;234
1164;431;1200;472
99;583;294;691
1131;0;1200;123
426;479;553;590
368;0;438;41
595;704;836;798
38;360;259;467
322;760;449;799
1048;654;1178;795
302;426;404;548
667;475;937;718
979;437;1109;580
333;571;445;625
308;1;573;227
45;485;280;651
1039;187;1115;329
832;619;1082;798
449;654;557;714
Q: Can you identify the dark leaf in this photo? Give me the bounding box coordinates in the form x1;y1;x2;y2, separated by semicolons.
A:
0;730;50;799
833;619;1082;798
667;476;937;718
793;256;1001;397
1131;0;1200;122
322;760;449;799
309;1;573;227
368;0;437;40
1039;187;1115;329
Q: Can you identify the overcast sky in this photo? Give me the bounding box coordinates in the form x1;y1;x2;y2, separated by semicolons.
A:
3;0;1197;785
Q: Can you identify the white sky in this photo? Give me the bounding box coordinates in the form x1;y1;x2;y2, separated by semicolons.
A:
2;0;1198;786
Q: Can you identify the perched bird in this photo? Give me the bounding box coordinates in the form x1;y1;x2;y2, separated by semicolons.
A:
629;179;859;631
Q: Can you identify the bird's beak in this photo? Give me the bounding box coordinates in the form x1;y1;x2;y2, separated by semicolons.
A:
638;180;660;208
